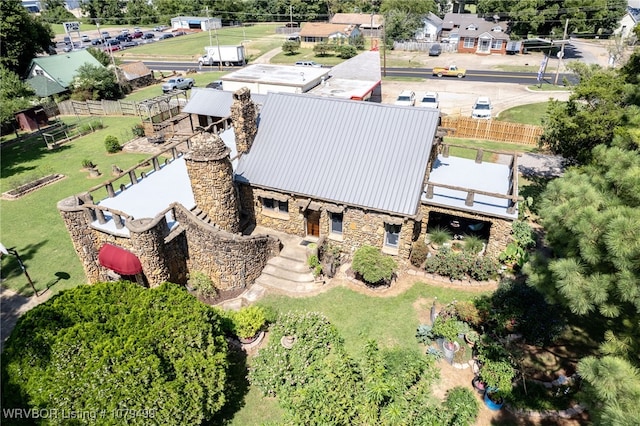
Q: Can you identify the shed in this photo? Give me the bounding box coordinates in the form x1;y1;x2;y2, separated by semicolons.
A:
15;106;49;132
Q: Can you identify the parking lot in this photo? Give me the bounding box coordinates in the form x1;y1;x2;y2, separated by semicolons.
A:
53;26;177;54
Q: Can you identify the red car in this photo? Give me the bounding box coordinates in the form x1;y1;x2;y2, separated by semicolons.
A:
104;44;121;52
132;30;144;39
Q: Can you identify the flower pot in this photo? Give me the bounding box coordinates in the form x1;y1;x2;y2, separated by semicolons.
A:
472;376;486;393
483;389;504;411
239;330;265;345
442;340;460;359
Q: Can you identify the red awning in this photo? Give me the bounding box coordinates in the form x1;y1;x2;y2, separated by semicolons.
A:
98;244;142;275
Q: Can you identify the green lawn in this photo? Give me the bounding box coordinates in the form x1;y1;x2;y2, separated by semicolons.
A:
124;71;227;102
495;102;550;126
1;117;150;296
444;137;538;161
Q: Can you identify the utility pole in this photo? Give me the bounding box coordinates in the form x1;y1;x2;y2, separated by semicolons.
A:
289;4;293;28
96;18;120;85
554;19;569;85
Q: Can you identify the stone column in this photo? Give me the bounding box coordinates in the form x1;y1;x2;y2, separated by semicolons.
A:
230;87;257;154
57;195;101;283
128;217;171;287
184;132;240;233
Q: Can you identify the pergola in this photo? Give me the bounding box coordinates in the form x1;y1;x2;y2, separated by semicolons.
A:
137;90;191;142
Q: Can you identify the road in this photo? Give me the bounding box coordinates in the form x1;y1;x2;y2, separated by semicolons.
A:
134;60;572;84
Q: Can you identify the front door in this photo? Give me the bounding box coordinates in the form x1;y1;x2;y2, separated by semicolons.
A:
306;210;320;237
478;39;490;53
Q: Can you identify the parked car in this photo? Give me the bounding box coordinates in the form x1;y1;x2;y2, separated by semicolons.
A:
471;96;492;119
142;33;155;39
154;25;168;31
101;31;111;40
121;41;138;48
206;80;223;90
418;92;439;109
81;34;90;43
106;39;120;46
429;43;442;56
116;34;132;42
159;33;174;40
395;90;416;106
295;60;322;67
104;44;121;53
63;36;71;45
174;31;187;36
132;30;144;39
91;38;103;45
162;77;194;93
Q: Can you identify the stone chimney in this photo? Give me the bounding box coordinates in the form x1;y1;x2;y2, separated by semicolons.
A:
184;132;240;233
230;87;257;155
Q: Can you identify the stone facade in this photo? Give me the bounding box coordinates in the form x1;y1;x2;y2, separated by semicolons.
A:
239;185;417;260
184;132;240;233
230;87;257;154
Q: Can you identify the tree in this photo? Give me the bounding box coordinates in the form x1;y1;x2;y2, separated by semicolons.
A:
0;65;36;129
87;47;112;67
540;61;633;164
1;282;230;425
282;40;300;55
124;0;158;25
40;0;75;24
381;0;436;43
0;0;54;76
82;0;125;24
351;245;397;286
71;63;122;100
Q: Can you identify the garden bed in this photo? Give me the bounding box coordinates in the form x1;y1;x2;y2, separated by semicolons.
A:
2;174;65;200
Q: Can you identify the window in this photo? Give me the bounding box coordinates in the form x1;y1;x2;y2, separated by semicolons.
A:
330;213;343;235
491;40;503;50
463;37;475;48
385;223;401;248
262;198;288;214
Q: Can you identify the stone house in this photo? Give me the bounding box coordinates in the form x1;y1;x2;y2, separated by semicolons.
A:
58;87;518;293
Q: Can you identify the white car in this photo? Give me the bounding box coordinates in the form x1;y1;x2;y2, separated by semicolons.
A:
471;96;492;119
419;92;439;109
395;90;415;106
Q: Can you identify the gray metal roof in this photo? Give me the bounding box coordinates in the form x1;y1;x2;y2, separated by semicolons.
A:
182;88;266;117
235;93;440;217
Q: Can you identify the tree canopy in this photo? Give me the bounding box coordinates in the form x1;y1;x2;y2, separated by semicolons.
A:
0;0;54;76
71;64;123;100
0;65;36;128
541;57;640;165
1;282;230;425
476;0;627;38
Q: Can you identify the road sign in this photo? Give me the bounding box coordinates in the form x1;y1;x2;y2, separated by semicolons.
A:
63;22;80;33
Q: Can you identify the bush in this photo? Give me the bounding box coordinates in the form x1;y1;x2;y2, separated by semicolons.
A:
463;235;484;254
351;245;397;286
444;387;480;426
428;226;452;245
81;159;95;169
188;271;217;298
425;248;498;281
104;135;121;153
282;40;300;55
132;123;145;137
410;240;429;267
232;306;266;339
336;44;357;59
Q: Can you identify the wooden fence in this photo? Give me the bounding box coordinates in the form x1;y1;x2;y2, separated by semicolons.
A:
57;99;139;117
440;116;543;146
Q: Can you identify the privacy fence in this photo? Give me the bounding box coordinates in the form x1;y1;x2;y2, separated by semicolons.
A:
440;116;543;146
57;99;139;116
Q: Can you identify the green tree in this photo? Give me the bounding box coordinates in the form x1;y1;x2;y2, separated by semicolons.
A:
0;64;36;128
0;0;54;76
72;63;122;100
124;0;158;25
282;40;300;55
1;282;230;425
82;0;125;24
541;61;634;164
381;0;436;43
87;46;112;67
40;0;75;24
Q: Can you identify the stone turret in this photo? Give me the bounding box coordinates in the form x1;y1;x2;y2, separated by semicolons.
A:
230;87;257;154
184;132;240;233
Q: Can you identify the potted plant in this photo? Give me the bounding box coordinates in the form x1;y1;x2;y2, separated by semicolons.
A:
465;329;480;347
432;316;461;358
478;357;516;410
232;306;267;344
428;226;452;250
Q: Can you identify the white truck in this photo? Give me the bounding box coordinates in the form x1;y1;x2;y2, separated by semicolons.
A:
198;45;246;67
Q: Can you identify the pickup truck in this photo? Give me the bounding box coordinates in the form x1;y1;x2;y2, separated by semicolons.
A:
432;65;466;78
162;77;194;93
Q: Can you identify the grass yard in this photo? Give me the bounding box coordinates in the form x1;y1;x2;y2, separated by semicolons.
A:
124;71;227;102
495;102;551;126
1;117;150;296
444;137;538;162
115;24;281;63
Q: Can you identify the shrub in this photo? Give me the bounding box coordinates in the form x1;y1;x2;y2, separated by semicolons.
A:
187;271;217;298
444;387;480;426
351;245;397;286
282;40;300;55
431;316;460;342
307;254;319;268
232;306;266;339
453;301;481;326
336;44;357;59
425;249;498;281
104;135;121;153
81;159;95;169
416;324;435;345
512;220;536;248
469;256;498;281
410;240;429;267
428;226;452;246
132;123;145;137
463;235;484;254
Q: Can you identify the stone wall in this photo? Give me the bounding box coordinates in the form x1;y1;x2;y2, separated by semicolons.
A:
184;132;240;233
419;203;513;257
239;185;416;259
173;203;280;291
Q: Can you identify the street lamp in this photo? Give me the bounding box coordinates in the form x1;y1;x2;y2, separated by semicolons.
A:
0;243;38;296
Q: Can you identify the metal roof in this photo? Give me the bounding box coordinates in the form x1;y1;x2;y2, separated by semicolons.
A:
182;88;266;117
235;93;440;217
27;50;103;88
